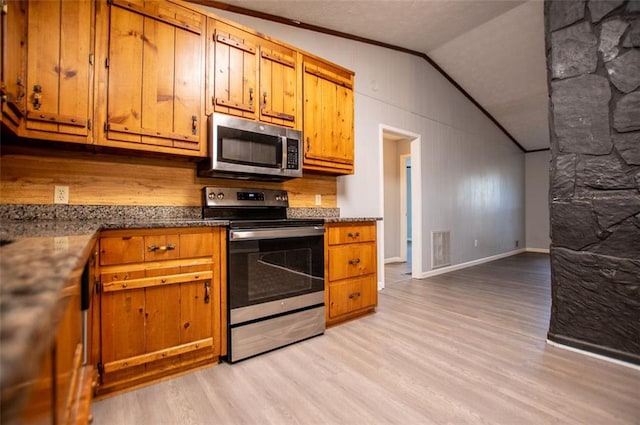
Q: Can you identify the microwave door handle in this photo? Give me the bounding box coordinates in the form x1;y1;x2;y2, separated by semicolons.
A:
281;136;287;170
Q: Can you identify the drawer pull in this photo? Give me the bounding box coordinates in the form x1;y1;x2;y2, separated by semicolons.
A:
148;244;176;252
349;292;361;299
348;258;361;265
347;232;360;238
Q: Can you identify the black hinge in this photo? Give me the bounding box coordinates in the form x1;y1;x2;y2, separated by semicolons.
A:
105;58;110;68
88;119;92;131
97;362;104;376
104;122;109;132
95;281;102;293
89;53;94;65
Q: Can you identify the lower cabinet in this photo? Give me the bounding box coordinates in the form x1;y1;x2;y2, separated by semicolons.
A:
325;222;378;326
19;239;97;425
94;227;225;395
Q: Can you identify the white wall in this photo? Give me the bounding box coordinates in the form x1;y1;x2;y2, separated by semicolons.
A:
525;151;551;251
206;8;526;279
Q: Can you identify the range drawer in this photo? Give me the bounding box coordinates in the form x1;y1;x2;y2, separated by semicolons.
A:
100;228;214;266
328;275;377;318
327;223;376;245
328;243;376;281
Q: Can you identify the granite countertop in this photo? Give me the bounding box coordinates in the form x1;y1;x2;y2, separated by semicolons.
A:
0;216;227;418
0;204;379;417
323;217;381;222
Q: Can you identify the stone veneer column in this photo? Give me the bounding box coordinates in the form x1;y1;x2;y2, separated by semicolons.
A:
546;0;640;364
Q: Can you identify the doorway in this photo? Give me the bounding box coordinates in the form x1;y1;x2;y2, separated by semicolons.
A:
400;154;411;265
379;125;422;282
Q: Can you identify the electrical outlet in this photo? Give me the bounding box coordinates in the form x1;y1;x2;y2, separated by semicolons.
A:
54;186;69;204
315;194;322;206
54;236;69;252
474;239;478;247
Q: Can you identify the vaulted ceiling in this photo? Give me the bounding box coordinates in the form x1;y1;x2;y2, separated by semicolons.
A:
197;0;550;152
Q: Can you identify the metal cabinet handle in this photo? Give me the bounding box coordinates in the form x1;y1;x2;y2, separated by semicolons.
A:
191;115;197;135
348;258;361;265
32;85;42;110
147;244;176;252
16;76;25;102
204;281;211;304
249;88;254;106
349;292;361;299
347;232;360;238
262;91;268;108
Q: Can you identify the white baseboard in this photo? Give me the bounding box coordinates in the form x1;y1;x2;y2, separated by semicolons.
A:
384;257;404;264
417;248;526;279
546;340;640;371
526;247;550;253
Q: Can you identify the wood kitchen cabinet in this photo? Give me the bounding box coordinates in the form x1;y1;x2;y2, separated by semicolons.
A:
1;0;94;144
208;18;300;128
325;222;377;326
95;0;207;157
0;0;27;134
17;238;97;425
95;227;225;395
303;55;355;175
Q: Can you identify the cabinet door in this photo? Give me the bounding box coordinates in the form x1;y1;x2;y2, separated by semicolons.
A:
303;59;354;174
99;273;215;372
259;43;298;128
101;287;146;364
24;0;93;142
210;21;257;120
1;0;27;132
103;0;206;155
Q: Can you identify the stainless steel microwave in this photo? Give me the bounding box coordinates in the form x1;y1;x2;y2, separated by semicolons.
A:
198;113;303;181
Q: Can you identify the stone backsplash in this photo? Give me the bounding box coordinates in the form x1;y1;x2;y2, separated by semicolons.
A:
546;0;640;364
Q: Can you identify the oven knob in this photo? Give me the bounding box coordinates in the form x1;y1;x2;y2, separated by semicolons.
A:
208;192;216;200
275;195;281;201
217;193;224;200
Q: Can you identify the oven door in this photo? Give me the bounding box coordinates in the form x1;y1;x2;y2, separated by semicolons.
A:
228;225;325;325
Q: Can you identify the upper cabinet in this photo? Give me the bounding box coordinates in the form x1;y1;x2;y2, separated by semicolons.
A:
1;0;27;134
258;39;299;128
208;19;300;128
2;0;355;170
208;21;257;120
1;0;94;144
303;55;355;175
95;0;207;156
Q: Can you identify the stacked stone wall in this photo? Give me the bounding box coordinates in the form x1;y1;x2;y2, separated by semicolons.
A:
546;0;639;364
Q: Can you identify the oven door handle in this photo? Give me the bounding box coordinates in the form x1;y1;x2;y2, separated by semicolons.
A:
229;226;325;241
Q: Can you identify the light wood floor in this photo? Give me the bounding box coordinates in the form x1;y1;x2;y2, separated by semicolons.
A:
92;253;640;424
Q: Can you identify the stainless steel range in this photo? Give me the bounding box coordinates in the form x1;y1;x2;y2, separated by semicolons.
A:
202;187;325;362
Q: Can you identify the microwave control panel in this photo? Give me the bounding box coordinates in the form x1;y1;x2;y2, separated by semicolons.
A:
286;138;299;170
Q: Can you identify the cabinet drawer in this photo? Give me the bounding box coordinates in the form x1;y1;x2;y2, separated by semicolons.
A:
100;230;215;266
328;243;376;281
100;236;145;265
328;275;377;318
327;223;376;245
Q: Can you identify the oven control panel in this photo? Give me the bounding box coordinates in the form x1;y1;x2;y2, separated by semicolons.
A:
203;187;289;207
